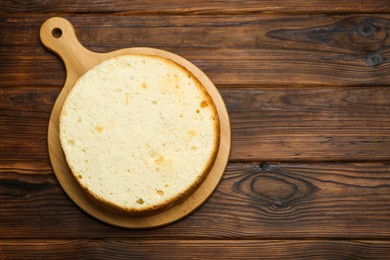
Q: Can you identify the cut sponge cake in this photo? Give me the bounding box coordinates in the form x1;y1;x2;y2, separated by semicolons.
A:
59;54;220;216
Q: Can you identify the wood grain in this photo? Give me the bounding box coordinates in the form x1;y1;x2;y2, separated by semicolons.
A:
1;163;390;239
1;239;390;259
2;1;390;256
1;0;389;14
2;86;390;164
226;86;390;161
2;14;390;86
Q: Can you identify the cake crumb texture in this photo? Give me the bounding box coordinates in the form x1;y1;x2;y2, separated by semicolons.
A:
59;54;219;214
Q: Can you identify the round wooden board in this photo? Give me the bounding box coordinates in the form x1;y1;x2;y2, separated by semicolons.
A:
41;17;231;228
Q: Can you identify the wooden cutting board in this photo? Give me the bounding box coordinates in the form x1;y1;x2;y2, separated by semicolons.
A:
41;17;231;228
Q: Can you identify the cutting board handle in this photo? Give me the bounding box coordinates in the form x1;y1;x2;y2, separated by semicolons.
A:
40;17;103;78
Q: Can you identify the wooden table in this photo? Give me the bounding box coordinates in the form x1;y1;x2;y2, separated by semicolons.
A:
1;1;390;259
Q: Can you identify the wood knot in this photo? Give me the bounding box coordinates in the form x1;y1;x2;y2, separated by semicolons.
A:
268;16;387;52
274;200;288;209
365;53;384;67
348;17;386;51
357;22;376;37
232;167;320;210
259;163;269;170
251;175;298;205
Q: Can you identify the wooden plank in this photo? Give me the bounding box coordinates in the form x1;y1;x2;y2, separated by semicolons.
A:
2;86;390;163
1;163;390;238
1;239;390;259
1;0;389;14
2;14;390;86
0;86;57;169
226;86;390;161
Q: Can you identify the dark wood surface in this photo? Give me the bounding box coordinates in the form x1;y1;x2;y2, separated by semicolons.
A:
1;1;390;259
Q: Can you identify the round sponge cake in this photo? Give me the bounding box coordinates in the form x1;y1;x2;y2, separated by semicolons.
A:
59;54;220;216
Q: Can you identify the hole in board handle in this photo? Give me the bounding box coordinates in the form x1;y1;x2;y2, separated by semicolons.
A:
52;28;62;38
